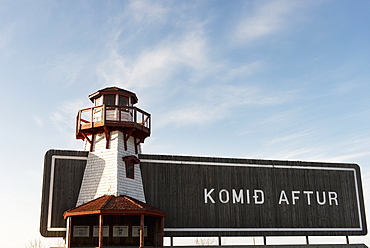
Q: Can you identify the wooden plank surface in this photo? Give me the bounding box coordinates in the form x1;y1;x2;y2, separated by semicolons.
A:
139;154;367;237
40;149;88;237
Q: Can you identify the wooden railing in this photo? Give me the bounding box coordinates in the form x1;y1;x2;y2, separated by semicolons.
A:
76;105;151;132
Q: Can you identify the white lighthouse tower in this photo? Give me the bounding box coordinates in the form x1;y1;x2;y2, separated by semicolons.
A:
75;86;151;205
63;87;165;248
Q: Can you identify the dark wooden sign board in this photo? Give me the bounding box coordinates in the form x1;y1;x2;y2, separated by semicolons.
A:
40;150;367;238
139;154;367;237
40;150;88;237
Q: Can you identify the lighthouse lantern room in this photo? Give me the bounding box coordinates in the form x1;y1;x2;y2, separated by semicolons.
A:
76;87;151;153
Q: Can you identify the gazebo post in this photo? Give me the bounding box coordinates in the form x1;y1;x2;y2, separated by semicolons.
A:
140;214;145;248
99;214;104;248
66;216;72;248
160;217;165;247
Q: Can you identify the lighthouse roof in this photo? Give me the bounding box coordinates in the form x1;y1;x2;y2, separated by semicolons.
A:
88;86;138;104
64;195;167;218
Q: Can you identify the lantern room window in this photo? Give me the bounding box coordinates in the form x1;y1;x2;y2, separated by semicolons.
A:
104;95;115;105
119;96;129;106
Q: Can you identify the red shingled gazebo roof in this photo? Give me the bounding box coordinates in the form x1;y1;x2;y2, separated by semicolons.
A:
64;195;167;218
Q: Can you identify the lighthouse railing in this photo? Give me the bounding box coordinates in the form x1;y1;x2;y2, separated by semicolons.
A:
77;105;151;133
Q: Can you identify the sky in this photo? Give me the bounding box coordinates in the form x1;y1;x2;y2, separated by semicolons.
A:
0;0;370;247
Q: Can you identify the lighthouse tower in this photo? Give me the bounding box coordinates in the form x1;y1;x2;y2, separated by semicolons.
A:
75;86;150;205
64;87;165;248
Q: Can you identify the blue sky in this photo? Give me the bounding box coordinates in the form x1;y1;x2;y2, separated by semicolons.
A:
1;0;370;247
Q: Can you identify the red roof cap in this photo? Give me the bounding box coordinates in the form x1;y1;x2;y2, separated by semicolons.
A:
88;87;138;104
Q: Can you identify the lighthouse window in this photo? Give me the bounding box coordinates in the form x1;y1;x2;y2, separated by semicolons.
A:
104;95;115;105
123;156;140;179
126;161;135;179
119;96;129;106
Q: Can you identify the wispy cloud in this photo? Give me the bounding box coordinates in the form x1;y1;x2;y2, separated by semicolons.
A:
51;99;86;133
95;0;302;128
0;24;14;56
32;115;44;127
156;84;295;127
223;62;264;81
42;52;96;88
127;0;169;24
96;28;210;92
233;0;307;44
268;129;316;145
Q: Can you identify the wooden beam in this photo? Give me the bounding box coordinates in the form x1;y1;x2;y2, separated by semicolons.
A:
81;133;94;152
140;214;144;248
104;128;110;149
90;134;94;152
134;137;138;154
123;128;135;151
135;138;143;154
99;215;103;248
123;133;127;151
81;133;92;144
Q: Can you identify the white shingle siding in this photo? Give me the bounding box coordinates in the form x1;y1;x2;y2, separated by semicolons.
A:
76;130;146;206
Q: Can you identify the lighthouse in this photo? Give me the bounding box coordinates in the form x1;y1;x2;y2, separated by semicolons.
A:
75;87;150;205
62;87;166;248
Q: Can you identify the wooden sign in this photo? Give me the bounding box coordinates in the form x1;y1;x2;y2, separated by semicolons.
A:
40;150;367;237
40;150;88;237
139;154;367;236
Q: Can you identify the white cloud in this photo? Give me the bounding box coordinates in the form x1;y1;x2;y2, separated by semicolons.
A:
268;129;316;145
96;28;210;92
96;50;131;88
95;1;300;129
233;0;307;44
223;62;263;81
127;0;168;24
156;84;295;127
42;52;95;87
51;99;86;133
330;152;370;163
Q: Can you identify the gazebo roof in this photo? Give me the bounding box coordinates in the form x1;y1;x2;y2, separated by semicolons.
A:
64;195;167;218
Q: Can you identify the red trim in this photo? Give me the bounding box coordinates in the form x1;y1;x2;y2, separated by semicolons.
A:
64;195;168;219
80;118;90;123
123;156;140;164
64;209;167;218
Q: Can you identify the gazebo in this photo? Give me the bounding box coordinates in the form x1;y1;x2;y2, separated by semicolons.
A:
64;195;167;248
